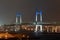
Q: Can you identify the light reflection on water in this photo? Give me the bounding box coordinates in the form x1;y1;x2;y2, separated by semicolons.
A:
0;32;59;40
0;31;41;40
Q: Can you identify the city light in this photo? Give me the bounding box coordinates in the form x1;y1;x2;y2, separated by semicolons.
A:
0;9;59;40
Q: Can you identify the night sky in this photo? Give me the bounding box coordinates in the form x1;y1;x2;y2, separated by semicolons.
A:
0;0;60;25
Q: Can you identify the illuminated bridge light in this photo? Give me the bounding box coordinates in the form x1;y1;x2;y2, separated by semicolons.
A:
16;12;21;16
16;12;22;24
35;25;38;32
40;10;42;16
33;22;36;25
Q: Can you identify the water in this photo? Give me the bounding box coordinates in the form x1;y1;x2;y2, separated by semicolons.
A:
0;31;60;40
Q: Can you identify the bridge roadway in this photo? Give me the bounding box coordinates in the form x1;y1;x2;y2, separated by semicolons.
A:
20;22;57;25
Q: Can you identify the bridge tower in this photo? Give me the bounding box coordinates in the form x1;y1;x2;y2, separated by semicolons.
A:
35;9;43;32
16;12;22;24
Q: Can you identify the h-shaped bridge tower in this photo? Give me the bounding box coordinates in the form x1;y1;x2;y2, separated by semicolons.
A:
35;9;43;32
16;12;22;24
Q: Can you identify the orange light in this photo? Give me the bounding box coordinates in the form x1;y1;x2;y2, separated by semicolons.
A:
22;35;25;37
31;28;33;31
5;35;8;39
0;36;2;38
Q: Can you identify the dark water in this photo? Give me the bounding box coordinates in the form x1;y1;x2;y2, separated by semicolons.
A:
0;31;60;40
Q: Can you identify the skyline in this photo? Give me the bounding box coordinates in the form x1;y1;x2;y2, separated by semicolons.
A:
0;0;60;25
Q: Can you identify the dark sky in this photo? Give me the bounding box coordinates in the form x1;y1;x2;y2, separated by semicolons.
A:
0;0;60;25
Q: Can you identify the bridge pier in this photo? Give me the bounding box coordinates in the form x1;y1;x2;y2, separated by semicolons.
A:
39;25;43;32
35;25;43;32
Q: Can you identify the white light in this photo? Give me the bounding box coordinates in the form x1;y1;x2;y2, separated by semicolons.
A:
15;29;17;31
33;22;36;25
40;25;43;32
0;25;1;26
34;25;38;32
